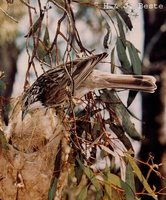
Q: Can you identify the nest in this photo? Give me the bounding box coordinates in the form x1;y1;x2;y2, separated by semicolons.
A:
0;96;64;200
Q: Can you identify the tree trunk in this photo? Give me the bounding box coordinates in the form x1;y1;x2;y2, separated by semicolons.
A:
0;42;19;123
140;1;166;199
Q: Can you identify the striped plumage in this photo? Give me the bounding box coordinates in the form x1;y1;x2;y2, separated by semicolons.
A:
22;52;157;119
22;53;108;118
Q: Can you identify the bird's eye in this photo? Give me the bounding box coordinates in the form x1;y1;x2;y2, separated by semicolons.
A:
24;101;28;106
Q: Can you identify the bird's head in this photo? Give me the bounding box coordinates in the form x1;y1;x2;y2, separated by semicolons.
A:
22;88;39;120
22;92;32;120
22;87;45;120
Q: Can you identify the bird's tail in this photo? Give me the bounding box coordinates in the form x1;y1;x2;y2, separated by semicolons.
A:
86;70;157;93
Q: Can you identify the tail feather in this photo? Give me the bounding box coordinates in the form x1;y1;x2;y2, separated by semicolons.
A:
103;73;157;93
77;70;157;97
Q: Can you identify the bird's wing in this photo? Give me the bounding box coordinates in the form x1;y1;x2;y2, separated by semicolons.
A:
71;53;108;87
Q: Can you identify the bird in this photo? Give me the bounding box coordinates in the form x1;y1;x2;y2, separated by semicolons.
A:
22;52;157;119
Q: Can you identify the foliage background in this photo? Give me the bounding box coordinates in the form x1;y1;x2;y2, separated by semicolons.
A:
0;0;165;200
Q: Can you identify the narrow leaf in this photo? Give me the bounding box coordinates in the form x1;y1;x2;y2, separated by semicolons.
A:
0;80;6;91
104;183;112;200
111;47;115;73
100;145;116;157
116;37;131;69
76;186;88;200
44;27;50;48
127;42;142;75
76;158;102;193
0;130;9;151
116;7;133;30
104;172;136;199
48;178;58;200
48;143;62;200
103;24;110;49
125;160;136;195
116;14;126;41
75;154;84;185
37;42;47;59
101;90;142;141
25;11;44;37
126;154;158;200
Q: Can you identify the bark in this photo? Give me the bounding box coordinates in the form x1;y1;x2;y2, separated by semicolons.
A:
140;1;166;199
0;42;19;123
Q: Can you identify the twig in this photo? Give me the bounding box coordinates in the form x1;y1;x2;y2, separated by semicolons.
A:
19;0;37;13
0;7;18;23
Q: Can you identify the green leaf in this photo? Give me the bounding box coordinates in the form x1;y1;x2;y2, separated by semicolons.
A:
48;177;58;200
75;155;84;185
25;11;44;37
0;130;9;150
103;24;110;49
126;154;158;200
96;190;103;200
92;120;101;139
37;42;47;59
103;172;136;199
116;37;130;69
76;186;88;200
116;7;133;31
116;14;126;41
44;26;50;48
75;164;83;185
125;160;136;197
105;117;134;151
103;170;112;200
0;80;6;91
127;42;142;75
103;184;112;200
76;158;102;195
111;47;115;73
101;90;142;141
48;143;62;200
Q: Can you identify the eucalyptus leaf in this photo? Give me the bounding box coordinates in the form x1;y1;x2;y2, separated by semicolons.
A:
103;171;136;199
126;154;158;200
100;90;142;141
103;24;110;49
44;27;50;48
76;158;102;195
0;80;6;91
125;160;136;195
103;182;112;200
116;7;133;31
111;47;115;73
48;178;58;200
37;42;48;59
76;186;88;200
106;117;134;151
48;143;62;199
75;154;84;185
116;14;126;41
116;37;131;69
0;130;9;150
127;42;142;75
25;11;44;37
